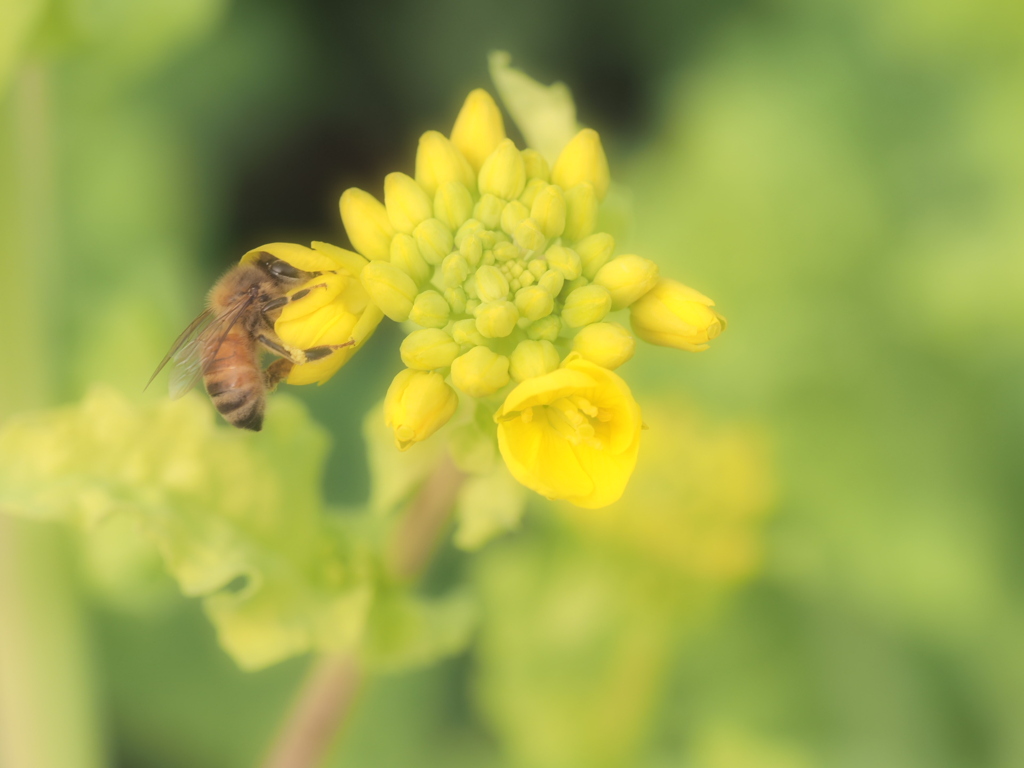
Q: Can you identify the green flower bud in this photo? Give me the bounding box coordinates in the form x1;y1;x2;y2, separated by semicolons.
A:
415;130;475;196
451;346;510;397
514;285;554;322
478;138;526;200
390;233;431;285
561;276;589;299
519;178;547;208
494;242;520;263
576;232;615;279
445;286;467;314
465;298;481;314
500;200;530;237
528;259;547;278
521;148;550;182
414;218;454;265
475;300;519;338
563;182;598;242
509;278;521;292
571;322;635;369
526;314;561;342
519;270;536;287
509;339;560;382
561;284;612;328
545;244;582;280
454;218;484;248
384;172;432;234
474;193;505;229
361;260;418;321
340;187;394;261
513;218;546;252
460;233;483;267
538;269;564;297
400;328;460;370
452;318;487;346
385;369;458;451
442;252;471;289
530;184;566;238
434;181;474;231
408;290;450;328
482;250;496;266
551;128;611;200
593;254;660;310
475;265;510;303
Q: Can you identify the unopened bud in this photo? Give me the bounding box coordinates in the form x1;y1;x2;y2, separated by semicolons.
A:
514;285;554;322
452;318;487;347
454;218;484;248
526;314;561;342
445;287;468;314
361;260;418;321
572;322;635;369
551;128;611;200
415;130;475;196
521;148;550;182
530;184;566;238
544;245;581;281
442;252;471;289
384;172;432;234
475;265;510;303
629;278;727;351
494;241;520;263
460;234;483;267
478;138;526;200
509;340;560;382
390;233;431;285
385;369;458;451
340;188;394;261
409;290;450;328
513;218;546;252
400;328;460;370
500;200;530;237
434;181;474;231
562;183;598;242
451;346;510;397
519;178;547;208
414;218;454;265
475;300;519;338
593;254;660;310
450;89;506;172
576;232;615;279
561;284;612;328
537;269;564;297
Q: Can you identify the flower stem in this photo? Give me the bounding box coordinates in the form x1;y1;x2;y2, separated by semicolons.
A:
259;453;465;768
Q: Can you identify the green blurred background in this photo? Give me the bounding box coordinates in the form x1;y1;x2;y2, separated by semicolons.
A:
2;0;1023;766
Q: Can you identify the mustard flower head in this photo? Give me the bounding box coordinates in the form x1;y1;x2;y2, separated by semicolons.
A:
229;58;726;509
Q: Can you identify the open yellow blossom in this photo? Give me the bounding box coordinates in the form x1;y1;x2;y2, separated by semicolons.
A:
241;241;384;385
495;356;642;509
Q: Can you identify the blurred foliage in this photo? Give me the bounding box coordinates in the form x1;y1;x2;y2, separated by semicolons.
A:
2;0;1024;767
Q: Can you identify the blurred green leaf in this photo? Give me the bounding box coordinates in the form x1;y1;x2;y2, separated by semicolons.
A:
0;0;46;96
454;464;526;552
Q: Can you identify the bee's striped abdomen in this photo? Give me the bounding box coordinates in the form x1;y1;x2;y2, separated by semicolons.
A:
203;330;266;431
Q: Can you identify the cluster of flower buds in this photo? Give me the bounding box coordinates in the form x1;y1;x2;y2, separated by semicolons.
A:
255;88;725;508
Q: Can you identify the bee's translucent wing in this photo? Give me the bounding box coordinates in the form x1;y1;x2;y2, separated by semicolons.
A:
146;309;214;394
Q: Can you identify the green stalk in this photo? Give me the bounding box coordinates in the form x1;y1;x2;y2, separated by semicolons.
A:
0;63;107;768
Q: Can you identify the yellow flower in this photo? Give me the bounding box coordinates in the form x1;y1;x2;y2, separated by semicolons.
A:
384;369;459;451
241;242;384;385
495;357;642;508
630;278;726;352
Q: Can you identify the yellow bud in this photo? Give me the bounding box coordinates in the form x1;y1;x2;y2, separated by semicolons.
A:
513;218;546;252
441;252;471;289
409;290;450;328
413;218;453;265
526;314;561;342
514;285;554;322
519;178;548;208
593;254;660;310
478;138;526;200
385;369;458;451
390;233;431;285
450;88;506;172
494;241;520;263
537;268;564;297
434;181;474;231
509;339;560;382
519;270;535;287
384;172;432;234
452;318;487;347
563;182;598;242
521;148;550;182
528;259;547;278
475;300;519;338
561;284;612;328
400;328;460;370
475;265;510;303
460;234;483;267
360;260;418;321
572;322;635;369
451;346;510;397
561;276;589;298
629;278;726;352
445;287;468;314
551;128;611;200
454;218;484;248
340;188;394;261
500;200;530;237
576;232;615;279
415;130;475;196
530;184;566;238
544;244;581;280
474;193;505;229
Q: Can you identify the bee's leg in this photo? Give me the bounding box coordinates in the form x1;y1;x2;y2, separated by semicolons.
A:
263;358;293;392
257;332;355;365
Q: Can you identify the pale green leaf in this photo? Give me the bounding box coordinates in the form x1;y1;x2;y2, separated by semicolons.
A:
454;464;526;551
489;50;578;166
0;0;46;97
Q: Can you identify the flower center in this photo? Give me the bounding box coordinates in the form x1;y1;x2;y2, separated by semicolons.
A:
519;395;611;448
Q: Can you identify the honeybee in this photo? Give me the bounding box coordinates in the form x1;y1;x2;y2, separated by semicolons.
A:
148;251;352;431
